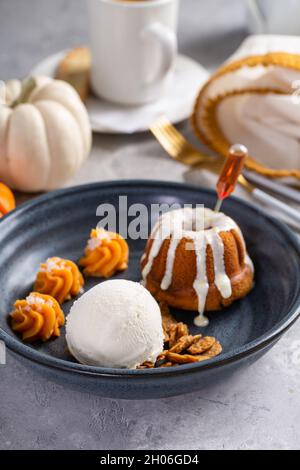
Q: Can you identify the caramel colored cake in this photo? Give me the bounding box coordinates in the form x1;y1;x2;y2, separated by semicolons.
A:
141;208;254;326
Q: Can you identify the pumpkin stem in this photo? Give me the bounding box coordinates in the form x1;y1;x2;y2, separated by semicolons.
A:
11;77;37;108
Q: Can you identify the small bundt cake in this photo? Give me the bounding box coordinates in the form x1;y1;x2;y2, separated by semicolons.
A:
141;208;254;325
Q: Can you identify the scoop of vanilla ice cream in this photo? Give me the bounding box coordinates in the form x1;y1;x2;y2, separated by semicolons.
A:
66;280;164;369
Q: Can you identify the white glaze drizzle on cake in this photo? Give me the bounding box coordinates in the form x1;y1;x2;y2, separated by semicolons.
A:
192;233;209;326
142;208;253;327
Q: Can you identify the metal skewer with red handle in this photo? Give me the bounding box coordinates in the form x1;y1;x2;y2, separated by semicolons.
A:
214;143;300;226
214;144;248;212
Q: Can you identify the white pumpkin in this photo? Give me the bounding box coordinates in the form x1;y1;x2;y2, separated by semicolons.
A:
0;76;92;192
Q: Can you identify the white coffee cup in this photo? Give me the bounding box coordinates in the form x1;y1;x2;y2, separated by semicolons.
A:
87;0;179;105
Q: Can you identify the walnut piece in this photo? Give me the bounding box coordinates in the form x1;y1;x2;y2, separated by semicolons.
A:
187;336;216;355
194;341;223;361
169;334;202;354
137;361;154;369
160;302;178;343
166;351;200;364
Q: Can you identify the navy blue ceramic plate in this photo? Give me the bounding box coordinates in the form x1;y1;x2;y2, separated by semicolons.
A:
0;180;300;399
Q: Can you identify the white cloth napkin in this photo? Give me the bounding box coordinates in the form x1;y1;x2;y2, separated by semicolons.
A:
205;35;300;172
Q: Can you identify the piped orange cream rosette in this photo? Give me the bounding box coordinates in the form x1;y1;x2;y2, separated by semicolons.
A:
192;35;300;180
79;228;129;278
34;257;84;304
10;293;65;342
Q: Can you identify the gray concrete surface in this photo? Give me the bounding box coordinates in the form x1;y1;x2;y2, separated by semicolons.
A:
0;0;300;450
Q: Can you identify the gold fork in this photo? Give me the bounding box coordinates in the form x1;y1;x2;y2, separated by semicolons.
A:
150;116;221;169
150;117;265;188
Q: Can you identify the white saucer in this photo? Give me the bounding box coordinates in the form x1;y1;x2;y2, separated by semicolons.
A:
31;51;209;134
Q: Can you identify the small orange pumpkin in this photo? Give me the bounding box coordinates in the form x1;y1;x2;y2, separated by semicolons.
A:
0;182;15;217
